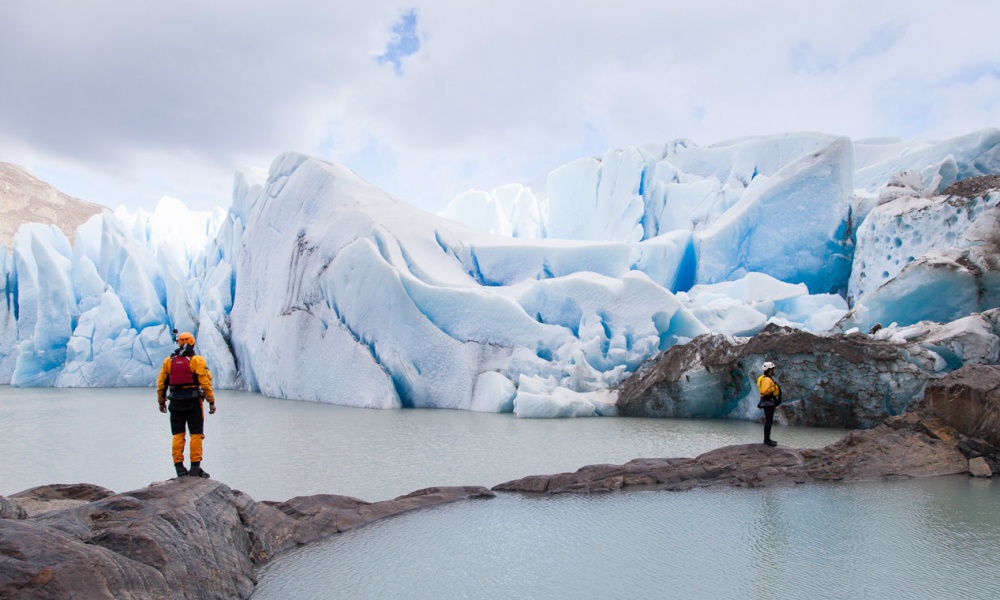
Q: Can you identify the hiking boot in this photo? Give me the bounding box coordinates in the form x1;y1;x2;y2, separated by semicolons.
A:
764;439;778;447
188;463;210;478
174;463;189;477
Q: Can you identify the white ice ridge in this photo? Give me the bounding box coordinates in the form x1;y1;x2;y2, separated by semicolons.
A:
2;129;1000;419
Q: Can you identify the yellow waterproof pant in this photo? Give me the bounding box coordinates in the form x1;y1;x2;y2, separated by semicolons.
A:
172;433;205;463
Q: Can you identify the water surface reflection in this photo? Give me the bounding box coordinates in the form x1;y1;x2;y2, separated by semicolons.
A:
1;386;846;501
254;477;1000;599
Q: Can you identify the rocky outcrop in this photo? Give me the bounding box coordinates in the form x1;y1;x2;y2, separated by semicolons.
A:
941;174;1000;198
493;412;975;494
0;162;105;248
919;364;1000;474
500;365;1000;495
0;496;27;520
0;479;493;599
7;483;116;516
920;364;1000;445
616;324;929;428
616;314;1000;429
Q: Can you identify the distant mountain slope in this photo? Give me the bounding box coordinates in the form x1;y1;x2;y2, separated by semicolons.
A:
0;162;106;248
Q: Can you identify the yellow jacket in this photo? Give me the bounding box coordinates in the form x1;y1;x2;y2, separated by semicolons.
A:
757;375;779;398
157;354;215;404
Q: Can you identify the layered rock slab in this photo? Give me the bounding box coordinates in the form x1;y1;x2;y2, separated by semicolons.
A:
493;414;971;495
0;479;493;599
921;364;1000;447
499;367;1000;495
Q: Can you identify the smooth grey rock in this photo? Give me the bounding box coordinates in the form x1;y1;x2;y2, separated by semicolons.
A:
9;483;116;517
0;479;494;600
494;413;970;495
0;496;27;520
969;457;993;477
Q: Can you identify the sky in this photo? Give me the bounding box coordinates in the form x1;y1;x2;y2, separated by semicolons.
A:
1;0;998;214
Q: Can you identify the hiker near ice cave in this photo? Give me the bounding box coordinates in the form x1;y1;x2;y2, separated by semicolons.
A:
757;361;782;447
156;331;216;478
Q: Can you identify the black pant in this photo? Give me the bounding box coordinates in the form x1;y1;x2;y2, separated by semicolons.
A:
762;406;775;442
170;406;204;436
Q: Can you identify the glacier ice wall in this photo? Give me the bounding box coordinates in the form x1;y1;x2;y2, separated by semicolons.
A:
226;154;709;415
3;199;227;388
2;129;1000;420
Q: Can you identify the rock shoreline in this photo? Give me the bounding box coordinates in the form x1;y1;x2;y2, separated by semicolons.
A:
0;481;494;599
494;413;975;494
497;365;1000;495
2;366;998;599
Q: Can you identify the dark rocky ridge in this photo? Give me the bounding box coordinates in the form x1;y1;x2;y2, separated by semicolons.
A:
2;366;997;599
941;173;1000;198
616;325;925;428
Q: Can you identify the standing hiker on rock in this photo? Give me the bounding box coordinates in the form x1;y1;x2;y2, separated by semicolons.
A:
757;361;781;447
157;331;216;478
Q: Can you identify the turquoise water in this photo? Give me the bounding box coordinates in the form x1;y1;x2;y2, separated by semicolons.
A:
253;477;1000;599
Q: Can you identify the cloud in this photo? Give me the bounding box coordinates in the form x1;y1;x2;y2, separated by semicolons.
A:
0;0;998;213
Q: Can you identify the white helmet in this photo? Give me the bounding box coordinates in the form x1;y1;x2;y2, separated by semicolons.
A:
762;361;776;371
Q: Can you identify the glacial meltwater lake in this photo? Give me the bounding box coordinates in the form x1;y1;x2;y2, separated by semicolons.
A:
3;386;999;599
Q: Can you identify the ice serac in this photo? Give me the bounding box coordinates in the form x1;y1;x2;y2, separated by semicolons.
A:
55;205;215;388
656;133;841;184
11;226;74;386
678;273;848;337
440;189;512;237
854;128;1000;193
841;187;1000;332
439;184;545;240
228;153;705;414
1;193;225;387
546;147;651;242
695;137;855;294
0;247;16;381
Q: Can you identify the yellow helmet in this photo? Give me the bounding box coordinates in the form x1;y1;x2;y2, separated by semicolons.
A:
176;332;195;346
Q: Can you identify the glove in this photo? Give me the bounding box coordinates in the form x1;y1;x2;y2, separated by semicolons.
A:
208;402;216;415
159;402;167;414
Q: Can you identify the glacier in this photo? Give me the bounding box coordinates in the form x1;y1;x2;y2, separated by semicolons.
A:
2;129;1000;419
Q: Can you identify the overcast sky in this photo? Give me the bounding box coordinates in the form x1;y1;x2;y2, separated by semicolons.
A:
2;0;998;213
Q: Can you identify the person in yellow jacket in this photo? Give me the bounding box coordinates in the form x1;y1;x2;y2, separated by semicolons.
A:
756;361;781;447
156;332;216;478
